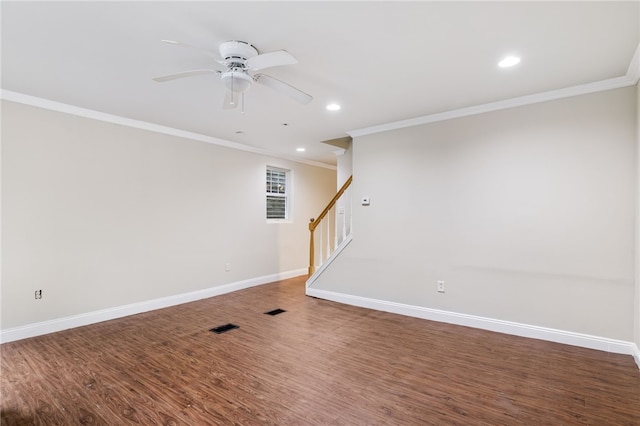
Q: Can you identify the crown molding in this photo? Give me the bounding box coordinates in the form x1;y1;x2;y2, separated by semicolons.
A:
0;90;336;171
348;76;635;139
349;42;640;139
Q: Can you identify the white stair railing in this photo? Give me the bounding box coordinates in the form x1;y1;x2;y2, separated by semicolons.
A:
308;176;352;275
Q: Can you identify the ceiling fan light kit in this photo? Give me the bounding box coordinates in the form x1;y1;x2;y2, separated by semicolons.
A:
153;39;312;110
222;69;253;93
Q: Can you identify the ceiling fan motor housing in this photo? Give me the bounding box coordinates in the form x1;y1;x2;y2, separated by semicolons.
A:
219;40;258;63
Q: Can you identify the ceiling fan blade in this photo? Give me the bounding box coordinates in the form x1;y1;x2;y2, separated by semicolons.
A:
160;39;222;60
222;90;239;109
247;50;297;71
152;69;220;82
254;74;312;104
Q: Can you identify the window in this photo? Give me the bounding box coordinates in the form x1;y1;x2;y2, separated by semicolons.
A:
266;166;290;220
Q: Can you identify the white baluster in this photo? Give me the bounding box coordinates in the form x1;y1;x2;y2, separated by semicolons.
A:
319;221;324;266
349;190;353;235
340;195;346;242
326;209;331;261
333;204;340;251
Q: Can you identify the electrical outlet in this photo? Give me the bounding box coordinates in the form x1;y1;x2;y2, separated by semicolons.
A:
35;289;42;299
225;263;231;272
437;281;445;293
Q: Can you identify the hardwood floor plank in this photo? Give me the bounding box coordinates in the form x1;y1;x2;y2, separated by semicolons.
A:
2;276;639;425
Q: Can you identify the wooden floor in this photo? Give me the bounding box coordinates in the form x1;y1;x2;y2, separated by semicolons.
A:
2;276;639;425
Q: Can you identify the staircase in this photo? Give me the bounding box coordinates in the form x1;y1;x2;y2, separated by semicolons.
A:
308;175;352;276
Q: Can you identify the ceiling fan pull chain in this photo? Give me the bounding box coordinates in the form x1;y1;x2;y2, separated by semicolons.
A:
230;72;235;105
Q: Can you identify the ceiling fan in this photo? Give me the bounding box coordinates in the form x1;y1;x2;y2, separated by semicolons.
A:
153;40;313;110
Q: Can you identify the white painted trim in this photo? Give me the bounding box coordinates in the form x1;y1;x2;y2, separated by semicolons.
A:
306;234;353;288
0;90;336;171
348;76;636;138
349;42;640;138
632;343;640;370
0;269;306;344
306;288;639;365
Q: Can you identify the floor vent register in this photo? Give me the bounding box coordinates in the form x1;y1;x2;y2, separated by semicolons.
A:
210;323;239;334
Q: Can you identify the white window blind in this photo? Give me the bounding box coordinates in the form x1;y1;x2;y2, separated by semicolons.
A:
266;167;289;220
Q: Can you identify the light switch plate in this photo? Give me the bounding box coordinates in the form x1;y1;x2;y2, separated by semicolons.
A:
361;196;370;206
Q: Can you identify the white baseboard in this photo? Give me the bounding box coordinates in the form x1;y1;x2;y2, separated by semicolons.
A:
1;269;306;344
306;288;639;364
632;343;640;370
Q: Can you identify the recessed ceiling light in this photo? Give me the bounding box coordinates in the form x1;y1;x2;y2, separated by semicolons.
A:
498;55;521;68
296;147;306;152
326;103;341;111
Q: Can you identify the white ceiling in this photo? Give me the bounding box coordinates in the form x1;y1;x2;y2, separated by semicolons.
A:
2;1;639;166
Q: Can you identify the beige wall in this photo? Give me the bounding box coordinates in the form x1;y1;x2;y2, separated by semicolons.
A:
314;86;637;341
1;100;336;329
